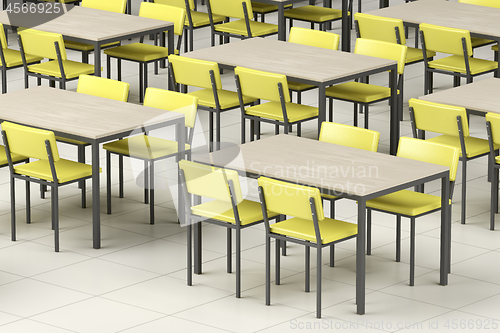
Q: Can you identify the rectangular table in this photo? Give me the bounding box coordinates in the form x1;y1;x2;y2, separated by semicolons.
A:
0;5;173;76
183;37;401;154
365;0;500;77
0;86;185;249
193;134;451;315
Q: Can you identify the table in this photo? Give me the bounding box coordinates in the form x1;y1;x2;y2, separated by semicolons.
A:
0;86;185;249
183;37;400;154
365;0;500;77
0;5;173;76
193;134;451;314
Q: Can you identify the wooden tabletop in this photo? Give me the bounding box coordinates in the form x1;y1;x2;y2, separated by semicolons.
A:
193;135;448;198
183;38;396;84
0;86;183;140
366;0;500;39
419;78;500;114
0;5;172;42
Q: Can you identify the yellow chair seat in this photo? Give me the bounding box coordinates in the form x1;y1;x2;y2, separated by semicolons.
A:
287;80;315;92
321;194;338;200
187;88;257;109
188;11;226;27
191;199;278;225
405;47;436;64
367;189;449;216
284;5;346;23
471;37;494;48
103;135;190;160
427;134;495;158
14;159;97;183
493;44;498;52
245;102;318;123
214;19;278;37
27;60;96;79
104;43;176;62
251;2;292;13
64;40;120;52
428;55;497;75
1;49;43;68
270;217;357;244
0;146;28;166
495;155;500;164
325;82;398;104
55;136;88;146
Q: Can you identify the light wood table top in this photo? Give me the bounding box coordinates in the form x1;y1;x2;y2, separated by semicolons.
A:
0;5;172;42
0;86;184;142
365;0;500;39
194;134;448;199
183;38;396;85
419;78;500;115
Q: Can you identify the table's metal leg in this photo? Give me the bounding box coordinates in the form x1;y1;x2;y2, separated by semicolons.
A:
160;31;166;69
92;142;101;249
127;0;131;14
94;42;101;77
356;198;366;315
389;66;398;155
440;174;450;285
318;84;326;138
341;0;350;52
278;4;286;41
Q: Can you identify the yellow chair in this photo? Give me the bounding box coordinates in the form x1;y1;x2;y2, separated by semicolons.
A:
419;23;497;95
251;1;292;22
103;88;197;224
458;0;499;50
18;29;96;89
168;55;257;151
284;0;352;32
104;2;185;103
287;27;339;104
325;38;407;129
235;66;319;142
485;113;500;230
258;176;357;318
154;0;226;52
180;160;279;297
64;0;127;63
0;23;43;94
409;98;496;226
207;0;278;46
366;137;459;286
2;121;96;252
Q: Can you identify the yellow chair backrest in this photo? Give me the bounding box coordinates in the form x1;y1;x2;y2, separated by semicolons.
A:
419;23;472;57
319;122;380;152
77;75;130;102
486;113;500;145
2;121;59;161
154;0;195;11
179;160;243;203
354;13;406;45
288;27;339;50
0;23;7;50
144;88;198;128
139;2;186;36
397;137;460;182
258;176;324;221
82;0;127;13
409;98;470;137
169;55;222;90
209;0;252;20
458;0;500;9
19;29;67;60
234;67;290;103
354;38;407;75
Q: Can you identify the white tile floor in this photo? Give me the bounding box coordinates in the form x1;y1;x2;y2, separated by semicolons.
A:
0;0;499;332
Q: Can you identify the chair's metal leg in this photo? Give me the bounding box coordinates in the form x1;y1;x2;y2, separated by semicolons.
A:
297;123;301;137
1;67;6;94
25;180;30;224
10;176;15;241
236;227;241;298
364;105;369;129
119;155;124;198
81;168;86;209
461;159;467;224
144;160;149;204
410;217;416;286
316;243;322;318
354;103;358;127
227;228;232;273
329;98;333;122
265;235;271;305
53;185;59;252
106;151;112;214
329;244;334;267
367;208;372;255
82;51;89;64
305;245;310;292
118;59;122;81
139;63;144;103
216;109;221;151
275;239;280;285
107;56;111;79
40;184;46;199
396;215;401;262
149;160;154;225
209;112;214;151
241;114;245;144
275;124;279;135
250;120;255;142
281;239;286;256
492;166;498;230
187;223;192;286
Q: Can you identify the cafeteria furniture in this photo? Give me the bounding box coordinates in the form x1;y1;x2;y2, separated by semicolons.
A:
486;113;500;230
0;5;174;77
457;0;497;49
179;159;279;298
0;86;185;249
251;1;292;22
235;66;318;141
284;0;352;32
258;176;358;318
2;121;94;252
104;88;197;225
193;134;452;315
183;37;400;154
408;98;493;226
104;2;185;102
